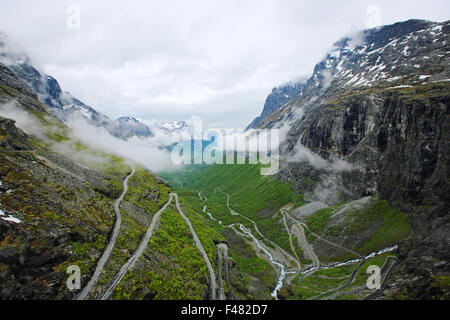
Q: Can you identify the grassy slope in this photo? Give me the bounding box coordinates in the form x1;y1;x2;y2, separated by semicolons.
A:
162;163;304;253
161;164;307;298
1;82;226;299
110;193;225;300
165;164;304;216
305;198;411;258
162;163;412;300
288;252;398;300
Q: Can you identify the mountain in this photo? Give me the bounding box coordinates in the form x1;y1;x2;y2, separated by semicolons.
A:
251;19;449;128
159;120;188;132
0;19;448;301
247;19;449;299
116;116;153;138
0;32;152;140
0;55;222;300
247;80;305;130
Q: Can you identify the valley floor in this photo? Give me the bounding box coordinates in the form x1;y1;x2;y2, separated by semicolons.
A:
159;164;411;300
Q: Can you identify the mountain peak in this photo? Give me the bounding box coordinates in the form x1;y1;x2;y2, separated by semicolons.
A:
117;116;140;123
249;19;449;130
160;121;188;131
116;116;153;138
0;32;155;140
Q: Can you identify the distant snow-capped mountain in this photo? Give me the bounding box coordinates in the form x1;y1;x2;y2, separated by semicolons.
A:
160;121;188;132
116;116;153;138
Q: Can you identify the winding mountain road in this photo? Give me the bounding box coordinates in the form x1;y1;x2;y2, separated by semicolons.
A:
216;188;300;271
295;222;366;300
292;223;320;281
286;212;364;285
211;187;303;298
100;194;174;300
173;193;217;300
298;220;362;259
364;256;400;300
215;243;238;300
284;212;371;300
220;244;238;300
281;210;302;283
216;243;227;300
324;256;400;300
100;193;217;300
77;164;136;300
198;189;397;300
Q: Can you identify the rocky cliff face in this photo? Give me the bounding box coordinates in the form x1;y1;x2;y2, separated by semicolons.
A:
1;65;201;300
252;19;450;299
116;116;153;138
0;117;117;299
247;81;305;130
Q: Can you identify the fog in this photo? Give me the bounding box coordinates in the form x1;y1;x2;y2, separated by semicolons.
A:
0;101;50;140
66;115;179;172
287;143;355;172
0;101;180;173
1;0;448;128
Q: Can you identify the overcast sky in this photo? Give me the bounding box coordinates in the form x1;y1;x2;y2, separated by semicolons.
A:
0;0;448;128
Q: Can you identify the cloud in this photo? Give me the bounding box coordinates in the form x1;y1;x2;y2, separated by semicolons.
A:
0;101;50;140
65;115;179;172
320;69;333;91
287;142;355;172
0;0;449;129
0;100;179;173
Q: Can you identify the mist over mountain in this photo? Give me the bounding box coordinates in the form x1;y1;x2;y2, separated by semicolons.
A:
247;80;306;130
250;19;449;129
0;32;156;140
245;19;449;299
0;15;449;302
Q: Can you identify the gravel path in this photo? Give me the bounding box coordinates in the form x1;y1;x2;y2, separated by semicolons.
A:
292;223;320;281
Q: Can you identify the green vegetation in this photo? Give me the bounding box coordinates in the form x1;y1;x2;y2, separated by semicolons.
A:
305;204;342;234
290;252;397;300
162;163;304;253
176;195;225;263
344;200;411;254
162;163;304;216
113;206;209;300
96;166;173;288
304;198;411;258
112;199;224;300
124;167;171;212
229;248;275;287
173;189;277;299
